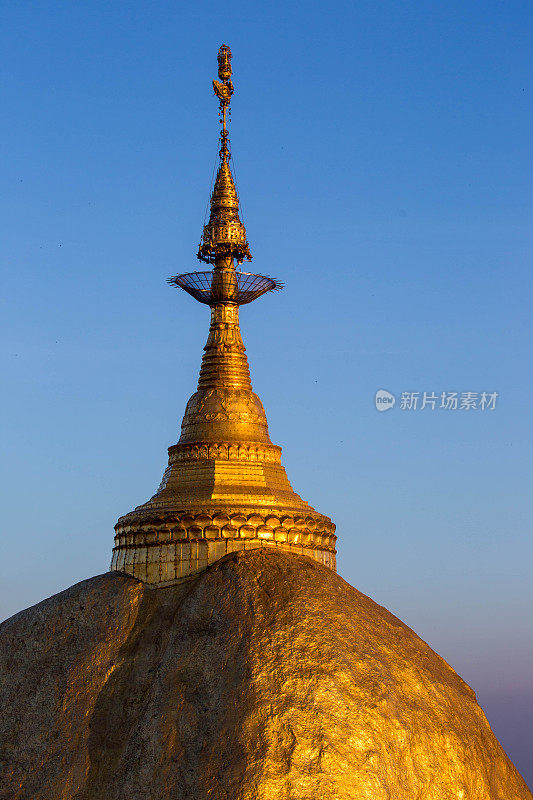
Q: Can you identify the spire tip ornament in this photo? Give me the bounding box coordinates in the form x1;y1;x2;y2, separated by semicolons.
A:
212;43;234;161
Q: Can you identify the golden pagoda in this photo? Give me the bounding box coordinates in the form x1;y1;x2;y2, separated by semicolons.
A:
111;45;336;585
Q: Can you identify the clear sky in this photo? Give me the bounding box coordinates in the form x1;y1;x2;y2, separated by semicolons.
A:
1;0;532;786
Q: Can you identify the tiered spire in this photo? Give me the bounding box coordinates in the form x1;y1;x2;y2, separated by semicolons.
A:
111;46;336;585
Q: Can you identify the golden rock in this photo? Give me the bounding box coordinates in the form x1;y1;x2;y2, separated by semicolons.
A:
0;550;530;799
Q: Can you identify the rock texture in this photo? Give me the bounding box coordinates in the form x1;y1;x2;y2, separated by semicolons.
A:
0;549;530;800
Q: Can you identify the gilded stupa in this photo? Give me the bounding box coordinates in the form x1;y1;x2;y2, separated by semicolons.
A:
111;44;336;585
0;46;530;800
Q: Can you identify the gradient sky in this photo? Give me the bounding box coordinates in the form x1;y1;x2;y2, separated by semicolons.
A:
1;0;532;786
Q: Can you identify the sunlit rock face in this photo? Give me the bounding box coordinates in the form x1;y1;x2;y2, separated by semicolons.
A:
0;550;530;800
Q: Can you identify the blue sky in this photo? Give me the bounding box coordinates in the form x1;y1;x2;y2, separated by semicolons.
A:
1;0;532;785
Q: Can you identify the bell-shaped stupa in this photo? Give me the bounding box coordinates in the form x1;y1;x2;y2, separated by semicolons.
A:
111;44;336;585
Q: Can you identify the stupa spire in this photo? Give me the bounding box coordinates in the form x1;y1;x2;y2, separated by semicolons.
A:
111;46;336;585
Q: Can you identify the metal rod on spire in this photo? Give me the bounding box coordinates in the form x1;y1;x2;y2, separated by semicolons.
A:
213;44;233;162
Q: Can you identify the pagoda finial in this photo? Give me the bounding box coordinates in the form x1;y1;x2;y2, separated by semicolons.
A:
197;44;252;266
168;46;281;305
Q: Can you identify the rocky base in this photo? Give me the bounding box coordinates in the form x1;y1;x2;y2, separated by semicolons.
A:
0;550;530;799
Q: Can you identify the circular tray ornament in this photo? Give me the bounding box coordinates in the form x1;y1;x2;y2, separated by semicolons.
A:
168;271;283;306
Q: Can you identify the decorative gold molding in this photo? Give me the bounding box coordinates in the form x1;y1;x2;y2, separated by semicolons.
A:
168;441;282;464
115;508;336;549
